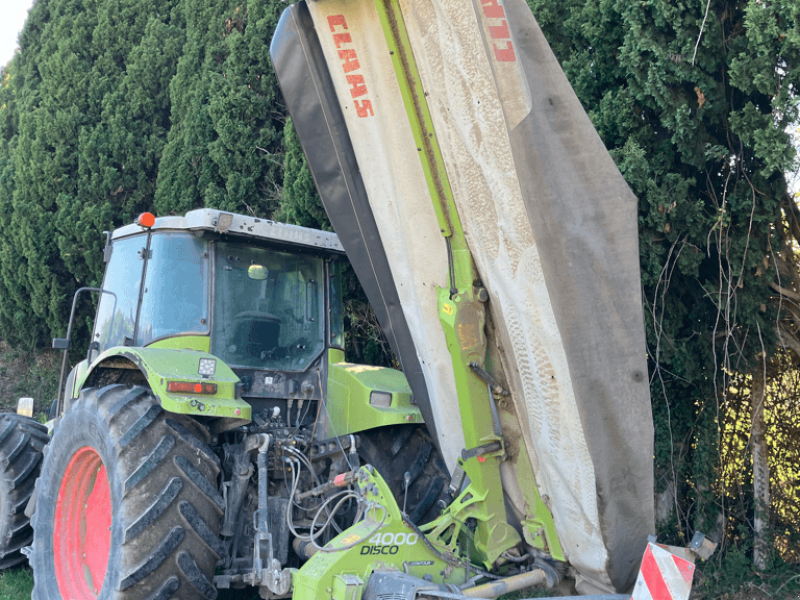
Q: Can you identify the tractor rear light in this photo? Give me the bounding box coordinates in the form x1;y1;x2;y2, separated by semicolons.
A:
167;381;218;395
369;391;392;408
137;212;156;228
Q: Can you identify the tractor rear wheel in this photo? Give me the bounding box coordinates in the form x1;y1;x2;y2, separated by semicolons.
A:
31;384;226;600
357;425;449;525
0;414;48;569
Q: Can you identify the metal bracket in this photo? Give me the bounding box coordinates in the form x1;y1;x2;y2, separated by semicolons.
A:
102;231;112;263
460;441;502;461
468;362;509;397
688;531;717;561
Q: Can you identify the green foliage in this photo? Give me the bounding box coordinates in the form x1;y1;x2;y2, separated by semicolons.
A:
0;568;33;600
529;0;800;572
278;118;331;230
693;541;800;598
0;0;384;368
0;342;60;414
155;0;286;216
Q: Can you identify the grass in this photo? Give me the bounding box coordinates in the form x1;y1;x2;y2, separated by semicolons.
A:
691;547;800;600
0;568;32;600
0;341;60;416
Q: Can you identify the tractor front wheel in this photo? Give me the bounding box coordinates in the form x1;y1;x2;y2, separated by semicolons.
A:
31;384;225;600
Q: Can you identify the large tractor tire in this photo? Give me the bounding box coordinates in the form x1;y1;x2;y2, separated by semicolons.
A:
31;384;226;600
0;413;48;569
357;425;450;525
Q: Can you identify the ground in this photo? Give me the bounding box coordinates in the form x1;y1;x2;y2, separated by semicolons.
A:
0;341;59;417
0;556;797;598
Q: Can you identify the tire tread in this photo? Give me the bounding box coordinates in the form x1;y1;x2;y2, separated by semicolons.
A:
177;551;217;599
173;455;225;512
32;385;222;600
358;425;450;525
124;477;183;543
124;434;176;494
119;526;185;590
0;414;46;571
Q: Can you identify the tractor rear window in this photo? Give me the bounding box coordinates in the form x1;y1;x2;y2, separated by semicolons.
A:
212;242;325;371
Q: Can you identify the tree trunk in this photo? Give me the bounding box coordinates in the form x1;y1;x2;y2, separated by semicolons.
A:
751;360;770;570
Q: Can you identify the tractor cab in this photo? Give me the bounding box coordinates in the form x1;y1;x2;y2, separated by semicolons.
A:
69;209;349;422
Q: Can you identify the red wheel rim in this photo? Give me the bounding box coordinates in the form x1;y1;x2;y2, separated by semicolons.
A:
54;446;112;599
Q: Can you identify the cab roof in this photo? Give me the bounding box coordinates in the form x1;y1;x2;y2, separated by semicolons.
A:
111;209;344;254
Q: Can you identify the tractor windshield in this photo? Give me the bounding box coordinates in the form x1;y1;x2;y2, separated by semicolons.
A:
212;241;325;371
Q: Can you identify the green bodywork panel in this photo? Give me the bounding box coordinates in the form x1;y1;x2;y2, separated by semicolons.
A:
292;466;472;600
75;346;251;420
68;359;90;400
324;349;422;438
148;335;211;353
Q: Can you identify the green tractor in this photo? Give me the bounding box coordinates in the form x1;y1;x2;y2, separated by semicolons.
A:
23;208;448;600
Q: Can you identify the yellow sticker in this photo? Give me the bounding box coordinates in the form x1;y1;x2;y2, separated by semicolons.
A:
458;323;477;349
342;534;362;545
442;303;454;316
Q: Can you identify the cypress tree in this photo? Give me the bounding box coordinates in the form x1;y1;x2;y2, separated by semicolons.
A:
527;0;800;555
278;118;329;230
155;0;285;216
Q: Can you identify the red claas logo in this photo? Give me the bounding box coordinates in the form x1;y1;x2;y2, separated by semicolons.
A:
480;0;516;62
328;15;375;118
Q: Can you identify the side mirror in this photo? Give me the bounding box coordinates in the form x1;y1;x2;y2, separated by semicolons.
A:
52;338;71;350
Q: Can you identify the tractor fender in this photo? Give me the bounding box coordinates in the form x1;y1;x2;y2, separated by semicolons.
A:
77;346;251;421
321;349;423;439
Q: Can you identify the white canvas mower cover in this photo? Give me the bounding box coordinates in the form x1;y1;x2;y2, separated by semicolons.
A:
271;0;654;593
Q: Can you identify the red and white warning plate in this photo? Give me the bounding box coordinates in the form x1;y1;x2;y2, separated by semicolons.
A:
632;542;696;600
